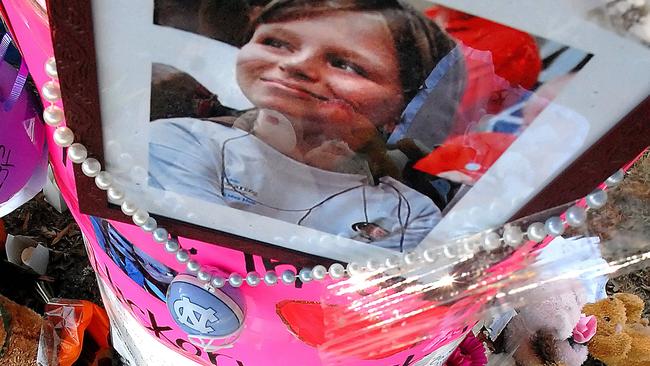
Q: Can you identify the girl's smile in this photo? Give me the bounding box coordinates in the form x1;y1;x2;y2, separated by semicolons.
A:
236;11;404;139
259;77;329;101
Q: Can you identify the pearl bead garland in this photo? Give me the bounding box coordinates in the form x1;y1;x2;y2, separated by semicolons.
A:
586;189;608;209
81;158;101;177
164;240;180;253
107;187;125;202
67;143;88;163
422;249;437;263
132;209;150;226
281;270;296;285
366;259;381;272
176;250;190;263
404;252;419;265
246;272;261;287
43;105;64;126
526;222;547;243
329;263;346;279
463;239;477;253
94;172;112;190
385;255;401;268
443;245;457;259
53;126;74;147
545;216;565;237
197;270;212;283
346;262;362;276
311;265;327;280
263;271;278;285
482;232;501;250
606;170;625;187
141;217;157;232
298;268;313;282
502;225;524;247
41;80;62;102
152;228;169;243
211;276;225;289
41;53;624;289
45;56;58;78
228;273;243;288
565;205;587;227
186;260;201;273
120;200;138;216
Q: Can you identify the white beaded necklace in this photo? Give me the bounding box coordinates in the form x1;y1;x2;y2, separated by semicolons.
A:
40;55;623;290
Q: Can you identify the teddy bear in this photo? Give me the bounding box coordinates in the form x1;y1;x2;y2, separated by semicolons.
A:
582;292;650;366
0;294;42;366
502;284;595;366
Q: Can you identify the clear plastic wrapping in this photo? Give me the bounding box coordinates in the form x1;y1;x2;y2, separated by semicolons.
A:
37;299;111;366
316;171;650;364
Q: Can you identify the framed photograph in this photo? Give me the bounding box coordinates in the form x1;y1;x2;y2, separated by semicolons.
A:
48;0;650;264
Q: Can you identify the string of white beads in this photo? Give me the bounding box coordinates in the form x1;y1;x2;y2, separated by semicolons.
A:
41;52;622;288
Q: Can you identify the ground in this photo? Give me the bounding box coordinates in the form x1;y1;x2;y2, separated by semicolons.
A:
1;194;101;312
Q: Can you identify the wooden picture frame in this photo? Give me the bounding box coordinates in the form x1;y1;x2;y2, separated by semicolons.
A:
47;0;650;265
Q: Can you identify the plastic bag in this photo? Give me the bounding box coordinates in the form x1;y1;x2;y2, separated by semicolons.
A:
314;164;650;365
37;299;111;366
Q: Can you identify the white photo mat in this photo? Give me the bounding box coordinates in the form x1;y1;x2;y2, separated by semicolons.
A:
92;0;650;263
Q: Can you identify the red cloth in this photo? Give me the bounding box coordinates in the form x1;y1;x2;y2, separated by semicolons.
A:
426;6;541;90
415;7;540;181
413;132;517;182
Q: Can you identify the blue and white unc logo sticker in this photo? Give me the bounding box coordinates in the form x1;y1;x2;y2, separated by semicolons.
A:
173;296;220;334
167;274;245;339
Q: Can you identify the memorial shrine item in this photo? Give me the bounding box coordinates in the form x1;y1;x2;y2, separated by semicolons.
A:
0;1;648;365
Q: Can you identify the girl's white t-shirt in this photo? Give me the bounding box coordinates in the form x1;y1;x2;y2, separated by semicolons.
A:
148;117;441;251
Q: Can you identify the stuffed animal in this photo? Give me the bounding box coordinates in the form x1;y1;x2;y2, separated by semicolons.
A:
503;284;593;366
582;293;650;366
0;294;42;366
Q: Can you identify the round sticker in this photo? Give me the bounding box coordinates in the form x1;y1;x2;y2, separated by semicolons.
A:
166;274;245;341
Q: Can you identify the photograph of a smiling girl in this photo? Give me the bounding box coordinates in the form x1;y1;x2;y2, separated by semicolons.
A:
148;0;460;252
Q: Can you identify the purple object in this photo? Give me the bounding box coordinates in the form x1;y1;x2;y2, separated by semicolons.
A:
0;34;47;215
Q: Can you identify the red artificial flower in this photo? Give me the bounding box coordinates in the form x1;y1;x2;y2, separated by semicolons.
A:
445;333;488;366
573;314;597;344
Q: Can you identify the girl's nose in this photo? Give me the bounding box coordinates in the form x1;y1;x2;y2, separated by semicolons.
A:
279;51;319;82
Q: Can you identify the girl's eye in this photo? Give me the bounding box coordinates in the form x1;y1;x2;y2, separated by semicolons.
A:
330;57;367;77
261;37;290;50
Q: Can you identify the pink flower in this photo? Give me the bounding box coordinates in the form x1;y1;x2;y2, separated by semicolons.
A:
445;333;488;366
572;314;597;344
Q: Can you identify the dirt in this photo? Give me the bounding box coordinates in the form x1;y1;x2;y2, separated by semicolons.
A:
0;193;102;312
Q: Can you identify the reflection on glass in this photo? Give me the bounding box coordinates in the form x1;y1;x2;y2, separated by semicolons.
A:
147;1;592;252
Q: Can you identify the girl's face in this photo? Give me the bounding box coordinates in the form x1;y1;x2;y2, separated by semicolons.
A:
236;11;404;138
